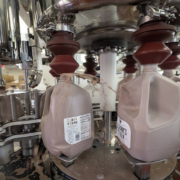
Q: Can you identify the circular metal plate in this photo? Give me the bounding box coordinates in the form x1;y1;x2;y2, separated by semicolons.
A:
74;5;139;53
76;26;137;53
50;141;177;180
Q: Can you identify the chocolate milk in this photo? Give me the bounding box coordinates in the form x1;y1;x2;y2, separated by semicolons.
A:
117;55;138;100
117;64;180;161
117;21;180;161
41;77;94;158
159;42;180;82
116;73;134;100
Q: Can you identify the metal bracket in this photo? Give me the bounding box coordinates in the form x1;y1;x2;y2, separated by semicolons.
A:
0;132;41;146
121;146;170;166
121;146;176;180
137;3;177;26
57;153;81;168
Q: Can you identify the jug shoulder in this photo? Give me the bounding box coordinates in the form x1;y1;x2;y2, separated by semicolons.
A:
53;82;91;98
122;73;180;90
118;73;180;126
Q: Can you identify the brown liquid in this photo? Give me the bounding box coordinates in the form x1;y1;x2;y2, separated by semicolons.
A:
41;76;95;158
118;65;180;161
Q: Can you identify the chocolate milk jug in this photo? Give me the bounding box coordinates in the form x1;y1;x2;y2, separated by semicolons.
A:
41;77;94;158
117;21;180;162
117;74;134;99
117;55;138;100
159;42;180;82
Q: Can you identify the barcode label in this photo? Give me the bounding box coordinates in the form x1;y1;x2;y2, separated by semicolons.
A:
117;117;131;149
64;113;91;145
75;133;80;141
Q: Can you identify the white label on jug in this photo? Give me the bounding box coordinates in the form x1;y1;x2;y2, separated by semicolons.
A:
64;113;91;145
117;117;131;149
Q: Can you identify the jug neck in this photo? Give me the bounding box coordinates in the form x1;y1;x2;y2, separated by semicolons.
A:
126;73;134;78
59;76;73;83
163;70;174;78
142;64;158;73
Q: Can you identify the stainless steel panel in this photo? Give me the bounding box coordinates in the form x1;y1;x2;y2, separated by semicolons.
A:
28;0;42;47
28;0;43;88
54;0;180;13
10;94;18;121
21;0;180;13
7;0;21;59
0;0;8;49
74;5;138;52
0;0;21;60
54;0;151;13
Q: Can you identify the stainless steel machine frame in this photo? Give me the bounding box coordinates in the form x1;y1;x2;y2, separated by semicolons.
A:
0;0;45;163
0;0;179;179
34;1;180;179
0;0;21;60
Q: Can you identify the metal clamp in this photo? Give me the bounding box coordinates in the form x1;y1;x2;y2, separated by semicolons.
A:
56;23;76;35
121;145;176;180
137;3;177;26
57;153;81;168
37;14;76;41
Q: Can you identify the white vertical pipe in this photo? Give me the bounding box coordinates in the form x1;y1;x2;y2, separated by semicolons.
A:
100;52;116;111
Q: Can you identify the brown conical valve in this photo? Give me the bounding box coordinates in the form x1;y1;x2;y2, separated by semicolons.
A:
48;55;59;77
50;55;79;74
132;21;176;65
83;55;98;76
159;42;180;70
47;32;80;56
123;55;138;74
49;69;60;78
47;32;80;75
48;55;55;63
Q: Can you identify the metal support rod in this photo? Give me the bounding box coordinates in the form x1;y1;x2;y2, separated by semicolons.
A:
24;69;29;91
136;62;142;77
134;164;151;180
24;69;31;115
10;94;18;121
25;92;31;115
7;127;12;136
20;139;37;156
0;61;6;87
34;90;40;119
0;62;3;86
104;111;112;141
123;72;126;79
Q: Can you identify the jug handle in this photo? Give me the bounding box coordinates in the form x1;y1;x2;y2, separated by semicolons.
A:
42;86;55;117
138;75;151;121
